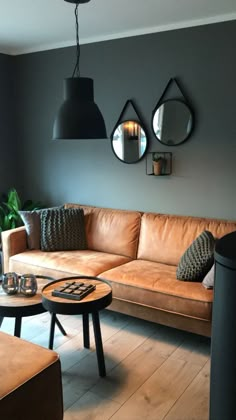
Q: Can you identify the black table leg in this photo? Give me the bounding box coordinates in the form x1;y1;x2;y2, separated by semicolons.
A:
49;313;56;350
83;313;90;348
92;311;106;377
0;316;4;328
14;317;22;337
55;316;67;336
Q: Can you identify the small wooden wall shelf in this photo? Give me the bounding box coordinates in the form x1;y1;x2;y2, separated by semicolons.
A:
146;152;172;176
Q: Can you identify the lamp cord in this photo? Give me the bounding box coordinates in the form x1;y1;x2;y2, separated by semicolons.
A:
72;3;80;78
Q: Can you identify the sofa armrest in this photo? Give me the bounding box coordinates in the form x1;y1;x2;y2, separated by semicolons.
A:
1;227;27;273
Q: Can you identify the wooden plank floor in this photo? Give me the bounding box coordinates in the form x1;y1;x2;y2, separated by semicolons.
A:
1;310;211;419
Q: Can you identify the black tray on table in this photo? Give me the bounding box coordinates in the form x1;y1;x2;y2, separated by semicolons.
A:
52;281;96;301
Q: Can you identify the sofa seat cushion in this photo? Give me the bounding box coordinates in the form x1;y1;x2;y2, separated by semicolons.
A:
99;260;213;321
9;250;131;278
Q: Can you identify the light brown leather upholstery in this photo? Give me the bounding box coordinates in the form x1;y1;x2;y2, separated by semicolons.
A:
99;260;213;321
0;331;63;420
9;249;131;278
109;299;212;337
137;212;236;265
65;204;141;259
1;226;27;272
2;204;236;337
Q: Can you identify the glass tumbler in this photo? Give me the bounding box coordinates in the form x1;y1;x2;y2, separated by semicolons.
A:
2;272;19;295
20;274;38;297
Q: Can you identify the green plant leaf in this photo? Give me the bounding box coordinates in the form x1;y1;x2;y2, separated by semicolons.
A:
0;188;45;234
0;207;5;218
7;188;21;212
3;215;11;230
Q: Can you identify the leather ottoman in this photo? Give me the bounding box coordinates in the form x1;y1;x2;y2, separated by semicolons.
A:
0;331;63;420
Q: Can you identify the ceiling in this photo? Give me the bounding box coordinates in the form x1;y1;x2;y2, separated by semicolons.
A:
0;0;236;55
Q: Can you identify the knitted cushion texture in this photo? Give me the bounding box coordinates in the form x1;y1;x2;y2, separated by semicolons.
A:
40;208;87;251
19;206;63;250
176;230;215;282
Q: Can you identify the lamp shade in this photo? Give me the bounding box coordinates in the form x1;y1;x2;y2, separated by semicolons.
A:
53;77;107;140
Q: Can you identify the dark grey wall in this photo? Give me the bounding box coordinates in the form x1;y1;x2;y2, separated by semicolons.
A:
0;54;19;195
14;20;236;218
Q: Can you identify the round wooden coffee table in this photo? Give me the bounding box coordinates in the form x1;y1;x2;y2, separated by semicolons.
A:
0;276;51;337
0;276;66;338
41;276;112;377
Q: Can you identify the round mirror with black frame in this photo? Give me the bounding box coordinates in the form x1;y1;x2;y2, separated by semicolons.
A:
152;99;194;146
111;120;148;164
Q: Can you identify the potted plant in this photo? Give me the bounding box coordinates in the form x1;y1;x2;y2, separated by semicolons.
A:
0;188;43;234
0;188;44;272
152;154;165;176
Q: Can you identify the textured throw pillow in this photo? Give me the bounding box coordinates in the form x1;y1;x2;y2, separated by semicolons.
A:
19;206;64;250
202;264;215;289
40;207;87;251
176;230;215;282
19;210;41;249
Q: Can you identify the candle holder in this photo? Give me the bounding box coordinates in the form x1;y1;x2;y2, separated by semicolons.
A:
20;274;38;297
1;272;19;295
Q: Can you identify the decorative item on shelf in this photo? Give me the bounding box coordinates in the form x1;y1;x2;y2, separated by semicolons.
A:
146;152;172;176
152;78;194;146
1;272;19;295
153;156;164;176
111;99;148;164
20;274;38;297
53;0;107;140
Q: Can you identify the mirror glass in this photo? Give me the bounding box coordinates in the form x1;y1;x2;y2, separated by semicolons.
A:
152;100;193;146
111;120;148;163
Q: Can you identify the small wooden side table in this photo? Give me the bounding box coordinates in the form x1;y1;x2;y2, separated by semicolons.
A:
42;276;112;377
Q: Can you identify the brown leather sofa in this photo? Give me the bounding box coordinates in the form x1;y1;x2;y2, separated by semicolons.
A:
2;204;236;337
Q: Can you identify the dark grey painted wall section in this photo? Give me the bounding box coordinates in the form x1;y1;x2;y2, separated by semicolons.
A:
14;20;236;219
0;54;19;195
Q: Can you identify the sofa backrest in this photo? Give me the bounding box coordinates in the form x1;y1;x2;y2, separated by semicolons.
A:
65;204;141;259
137;212;236;266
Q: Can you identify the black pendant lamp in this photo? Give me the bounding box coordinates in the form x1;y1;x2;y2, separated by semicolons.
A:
53;0;107;140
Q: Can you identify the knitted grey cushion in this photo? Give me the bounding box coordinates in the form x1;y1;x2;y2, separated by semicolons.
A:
40;208;87;251
176;230;215;282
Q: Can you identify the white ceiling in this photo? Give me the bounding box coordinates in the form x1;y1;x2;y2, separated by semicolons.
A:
0;0;236;55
